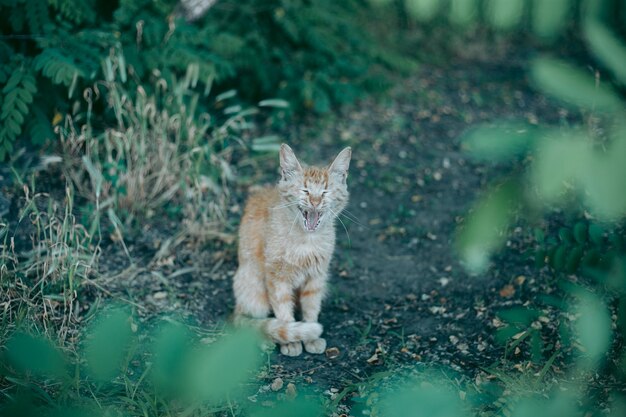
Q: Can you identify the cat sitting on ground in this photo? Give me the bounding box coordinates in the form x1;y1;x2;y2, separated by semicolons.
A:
232;144;351;356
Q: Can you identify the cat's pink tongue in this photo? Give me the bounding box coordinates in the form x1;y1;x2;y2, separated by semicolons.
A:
306;210;320;231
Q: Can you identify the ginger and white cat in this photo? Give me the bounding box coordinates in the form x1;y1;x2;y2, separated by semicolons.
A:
232;144;351;356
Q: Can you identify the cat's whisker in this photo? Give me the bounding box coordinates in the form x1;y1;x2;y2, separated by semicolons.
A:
328;207;351;247
339;212;368;229
271;201;300;210
287;210;300;236
342;208;363;224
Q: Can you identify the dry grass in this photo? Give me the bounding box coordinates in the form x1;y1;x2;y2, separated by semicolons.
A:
0;185;98;344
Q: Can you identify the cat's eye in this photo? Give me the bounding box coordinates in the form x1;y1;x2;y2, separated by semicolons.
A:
302;189;309;194
322;190;328;196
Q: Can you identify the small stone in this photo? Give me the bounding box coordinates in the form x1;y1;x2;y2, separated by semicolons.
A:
285;383;297;399
153;291;167;300
325;347;340;359
270;377;284;391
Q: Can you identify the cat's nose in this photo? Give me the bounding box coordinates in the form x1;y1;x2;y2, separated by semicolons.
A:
309;196;321;207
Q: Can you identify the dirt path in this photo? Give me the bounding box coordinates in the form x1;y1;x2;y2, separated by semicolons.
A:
242;61;565;388
102;57;568;407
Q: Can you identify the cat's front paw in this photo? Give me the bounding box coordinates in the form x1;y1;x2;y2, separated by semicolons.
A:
303;337;326;354
280;342;303;356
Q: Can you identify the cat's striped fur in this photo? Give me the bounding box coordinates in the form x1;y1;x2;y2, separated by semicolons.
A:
232;144;351;356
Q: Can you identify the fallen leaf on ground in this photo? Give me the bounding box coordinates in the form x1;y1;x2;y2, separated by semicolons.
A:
499;284;515;298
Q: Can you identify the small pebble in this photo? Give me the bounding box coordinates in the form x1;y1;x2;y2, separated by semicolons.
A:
285;383;297;399
326;347;340;359
270;377;284;392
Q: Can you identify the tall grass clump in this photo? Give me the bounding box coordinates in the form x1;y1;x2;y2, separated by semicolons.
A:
60;57;260;243
1;56;260;347
0;183;98;345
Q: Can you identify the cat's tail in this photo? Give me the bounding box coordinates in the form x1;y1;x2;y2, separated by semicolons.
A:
233;315;322;344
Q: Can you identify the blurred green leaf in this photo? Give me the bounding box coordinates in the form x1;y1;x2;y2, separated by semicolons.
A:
449;0;478;26
405;0;440;21
380;377;467;417
367;0;394;6
462;122;537;162
252;135;282;152
83;307;134;383
585;120;626;220
573;222;588;244
530;57;622;112
588;223;605;245
531;130;590;204
152;322;193;393
251;397;323;417
6;332;67;379
532;126;626;220
457;180;520;273
576;292;612;366
531;0;571;39
558;227;574;244
511;393;579;417
46;405;107;417
580;0;612;22
485;0;524;30
499;307;540;325
184;327;262;403
585;20;626;85
566;246;583;273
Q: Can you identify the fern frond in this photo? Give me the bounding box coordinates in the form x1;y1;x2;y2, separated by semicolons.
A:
7;2;26;32
48;0;96;25
25;0;50;34
33;48;85;86
0;62;37;159
0;42;14;84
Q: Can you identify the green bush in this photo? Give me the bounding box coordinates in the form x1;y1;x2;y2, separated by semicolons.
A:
453;3;626;414
0;0;414;159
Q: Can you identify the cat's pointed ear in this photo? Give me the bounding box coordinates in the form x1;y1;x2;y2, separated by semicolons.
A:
279;143;302;180
329;147;351;183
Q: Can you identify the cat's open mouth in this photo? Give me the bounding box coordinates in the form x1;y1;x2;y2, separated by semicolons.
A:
300;208;322;232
